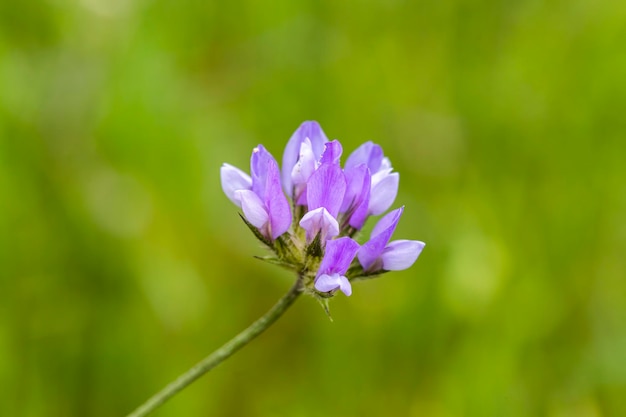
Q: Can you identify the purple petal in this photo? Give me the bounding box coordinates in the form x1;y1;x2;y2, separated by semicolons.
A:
264;159;292;239
315;273;341;292
381;240;425;271
345;141;384;172
371;206;404;238
291;138;317;185
237;190;269;230
338;275;352;296
250;145;275;198
341;164;371;230
282;121;329;197
315;273;352;296
299;207;339;242
318;237;360;276
319;140;343;165
368;171;399;215
220;163;252;207
358;207;404;270
290;138;317;204
306;163;346;218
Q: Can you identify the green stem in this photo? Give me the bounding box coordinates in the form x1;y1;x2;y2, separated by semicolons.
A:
126;277;303;417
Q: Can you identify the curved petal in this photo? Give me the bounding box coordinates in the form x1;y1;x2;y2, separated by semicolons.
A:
306;163;346;218
319;140;343;165
338;275;352;296
341;164;371;230
299;207;339;242
318;237;360;276
345;141;383;172
250;145;277;198
381;240;425;271
290;138;317;189
237;190;268;230
264;159;292;239
220;163;252;207
315;273;352;296
315;273;342;292
358;207;404;270
282;121;329;196
369;172;399;215
370;206;403;238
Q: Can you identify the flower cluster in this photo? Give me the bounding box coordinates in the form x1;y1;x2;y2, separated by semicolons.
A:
220;121;425;300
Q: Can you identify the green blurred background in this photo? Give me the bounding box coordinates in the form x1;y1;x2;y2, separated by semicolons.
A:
1;0;625;416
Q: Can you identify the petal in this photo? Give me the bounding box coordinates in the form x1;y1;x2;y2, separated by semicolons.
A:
237;190;269;230
371;206;404;239
341;164;371;230
290;138;317;189
315;273;342;293
345;141;384;173
381;240;426;271
358;207;404;270
282;121;329;197
338;275;352;296
306;163;346;218
319;140;343;165
264;159;292;239
380;157;392;171
314;273;352;296
220;163;252;207
318;237;360;276
250;145;277;198
368;172;399;215
299;207;339;242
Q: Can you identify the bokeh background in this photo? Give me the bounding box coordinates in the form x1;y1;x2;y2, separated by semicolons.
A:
2;0;625;416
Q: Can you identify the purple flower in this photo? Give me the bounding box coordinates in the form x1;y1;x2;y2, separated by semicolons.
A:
358;206;425;272
282;121;329;201
315;237;360;296
220;145;291;240
344;141;399;216
221;121;426;305
299;162;346;242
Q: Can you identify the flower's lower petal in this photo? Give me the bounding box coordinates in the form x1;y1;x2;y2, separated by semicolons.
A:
220;163;252;207
338;275;352;296
381;240;425;271
369;172;399;215
315;273;342;293
237;190;269;229
299;207;339;242
318;236;360;276
306;163;346;218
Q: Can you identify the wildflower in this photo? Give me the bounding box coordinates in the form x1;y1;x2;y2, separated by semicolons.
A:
220;145;291;241
220;121;425;303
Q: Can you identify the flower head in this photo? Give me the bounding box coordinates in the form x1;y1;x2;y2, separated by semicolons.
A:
220;121;425;306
